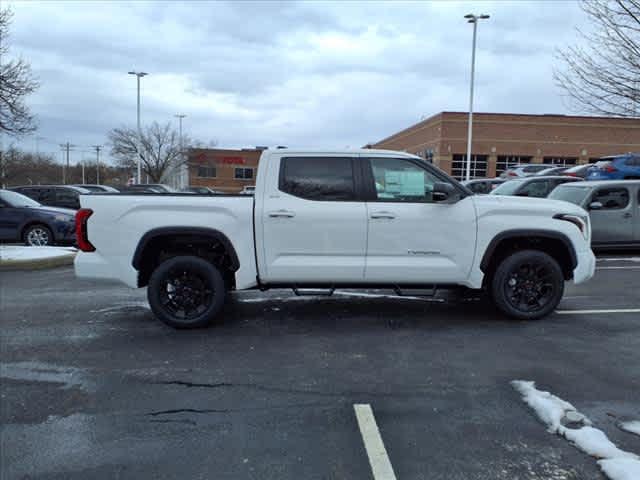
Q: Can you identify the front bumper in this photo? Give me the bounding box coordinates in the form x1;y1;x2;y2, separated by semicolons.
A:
573;247;596;284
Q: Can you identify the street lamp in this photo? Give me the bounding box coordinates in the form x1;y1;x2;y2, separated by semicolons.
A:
174;114;186;189
463;13;489;182
128;71;148;183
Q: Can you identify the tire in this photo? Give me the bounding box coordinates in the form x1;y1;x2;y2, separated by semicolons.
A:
490;249;564;320
147;255;226;329
24;224;53;246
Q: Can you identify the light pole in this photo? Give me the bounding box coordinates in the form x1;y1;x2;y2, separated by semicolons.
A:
464;13;489;181
128;71;148;183
174;114;186;189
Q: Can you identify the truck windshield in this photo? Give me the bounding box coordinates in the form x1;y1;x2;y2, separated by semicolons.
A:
548;185;591;206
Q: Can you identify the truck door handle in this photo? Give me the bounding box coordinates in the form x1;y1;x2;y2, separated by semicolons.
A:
268;210;295;218
370;211;396;219
623;213;632;219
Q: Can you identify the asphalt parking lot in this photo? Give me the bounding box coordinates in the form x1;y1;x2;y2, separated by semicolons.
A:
1;255;639;480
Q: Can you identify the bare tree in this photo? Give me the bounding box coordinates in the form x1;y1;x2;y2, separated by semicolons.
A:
108;121;197;183
0;7;39;136
554;0;640;117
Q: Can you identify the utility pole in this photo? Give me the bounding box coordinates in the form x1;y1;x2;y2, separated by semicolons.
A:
93;145;102;184
59;142;75;184
175;114;186;189
463;13;490;181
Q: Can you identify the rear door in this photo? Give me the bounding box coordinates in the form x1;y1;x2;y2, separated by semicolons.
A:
362;156;477;284
259;154;368;283
589;186;634;245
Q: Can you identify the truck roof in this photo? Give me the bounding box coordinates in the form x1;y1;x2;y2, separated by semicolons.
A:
264;148;421;158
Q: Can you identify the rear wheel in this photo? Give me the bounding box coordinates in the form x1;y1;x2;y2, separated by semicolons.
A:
147;255;226;329
490;250;564;320
24;224;53;246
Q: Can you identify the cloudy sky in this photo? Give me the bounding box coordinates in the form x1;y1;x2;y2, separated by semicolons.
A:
5;0;587;163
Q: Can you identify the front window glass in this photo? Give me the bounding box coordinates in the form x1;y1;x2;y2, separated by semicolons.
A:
369;158;441;202
519;180;550;198
0;190;41;207
592;188;630;209
548;186;591;205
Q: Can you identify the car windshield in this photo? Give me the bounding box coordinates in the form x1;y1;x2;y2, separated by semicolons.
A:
548;185;591;205
491;179;525;195
0;190;41;207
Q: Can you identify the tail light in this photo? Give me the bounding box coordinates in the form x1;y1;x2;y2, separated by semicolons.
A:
566;172;576;177
604;163;617;173
508;171;517;177
75;208;95;252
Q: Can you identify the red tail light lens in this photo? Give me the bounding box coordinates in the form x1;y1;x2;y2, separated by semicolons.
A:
75;208;95;252
605;164;617;173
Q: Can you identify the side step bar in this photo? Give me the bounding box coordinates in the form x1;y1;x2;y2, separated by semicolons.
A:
292;287;335;297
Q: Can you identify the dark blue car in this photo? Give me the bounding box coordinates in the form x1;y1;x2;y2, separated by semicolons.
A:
586;153;640;181
0;190;76;246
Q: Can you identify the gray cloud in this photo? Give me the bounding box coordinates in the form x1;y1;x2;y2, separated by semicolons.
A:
5;0;587;162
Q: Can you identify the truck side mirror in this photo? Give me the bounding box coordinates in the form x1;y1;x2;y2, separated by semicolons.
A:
589;201;603;210
432;182;456;202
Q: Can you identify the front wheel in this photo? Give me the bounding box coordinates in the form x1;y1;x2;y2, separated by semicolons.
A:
490;250;564;320
147;256;226;329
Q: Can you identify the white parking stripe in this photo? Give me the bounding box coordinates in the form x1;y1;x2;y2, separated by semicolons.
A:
354;404;397;480
556;308;640;315
597;266;640;270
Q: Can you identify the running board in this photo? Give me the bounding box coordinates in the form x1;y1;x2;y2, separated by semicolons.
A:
292;287;335;297
393;285;438;298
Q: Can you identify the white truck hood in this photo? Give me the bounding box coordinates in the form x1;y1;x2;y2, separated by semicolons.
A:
472;194;588;219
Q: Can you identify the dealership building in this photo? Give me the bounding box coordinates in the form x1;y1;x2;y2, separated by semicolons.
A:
369;111;640;180
187;112;640;191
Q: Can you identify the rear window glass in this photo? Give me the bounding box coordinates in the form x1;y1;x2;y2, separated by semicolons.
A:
280;157;355;201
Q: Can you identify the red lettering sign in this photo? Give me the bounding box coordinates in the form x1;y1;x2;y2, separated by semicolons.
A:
218;156;246;165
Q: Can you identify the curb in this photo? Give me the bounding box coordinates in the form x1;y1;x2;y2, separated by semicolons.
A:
0;253;76;271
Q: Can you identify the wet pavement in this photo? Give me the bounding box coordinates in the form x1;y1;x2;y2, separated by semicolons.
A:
1;256;639;479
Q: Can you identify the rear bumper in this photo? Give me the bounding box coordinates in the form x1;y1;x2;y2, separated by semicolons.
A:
573;247;596;284
74;251;138;288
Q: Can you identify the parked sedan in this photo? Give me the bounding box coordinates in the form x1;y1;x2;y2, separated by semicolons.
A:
491;176;583;198
549;180;640;249
562;164;594;179
500;164;550;178
0;190;76;246
461;178;505;194
10;185;90;210
586;153;640;181
535;166;569;176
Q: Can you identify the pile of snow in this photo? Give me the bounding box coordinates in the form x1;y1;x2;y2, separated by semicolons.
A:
619;421;640;437
512;380;640;480
0;245;76;262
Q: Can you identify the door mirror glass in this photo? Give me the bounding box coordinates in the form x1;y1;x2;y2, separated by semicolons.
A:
589;201;603;210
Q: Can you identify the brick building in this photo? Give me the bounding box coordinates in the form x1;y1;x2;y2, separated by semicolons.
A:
187;147;265;193
369;112;640;179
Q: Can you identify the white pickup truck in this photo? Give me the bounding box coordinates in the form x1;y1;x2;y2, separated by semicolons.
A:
75;149;595;328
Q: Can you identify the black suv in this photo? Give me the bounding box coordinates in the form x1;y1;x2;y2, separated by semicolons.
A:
10;185;91;210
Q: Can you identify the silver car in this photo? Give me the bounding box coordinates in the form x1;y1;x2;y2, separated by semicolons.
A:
549;180;640;249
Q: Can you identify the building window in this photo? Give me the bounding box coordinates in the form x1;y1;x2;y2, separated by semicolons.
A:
234;167;253;180
496;156;532;177
543;157;577;166
197;165;216;178
451;154;487;180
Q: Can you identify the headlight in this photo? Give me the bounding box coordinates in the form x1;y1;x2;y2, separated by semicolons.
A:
554;214;590;241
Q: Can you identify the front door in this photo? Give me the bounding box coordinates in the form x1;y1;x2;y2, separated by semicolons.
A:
260;155;368;283
589;186;635;245
362;157;477;284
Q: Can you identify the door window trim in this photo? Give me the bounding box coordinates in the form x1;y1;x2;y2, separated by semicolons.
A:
360;156;470;203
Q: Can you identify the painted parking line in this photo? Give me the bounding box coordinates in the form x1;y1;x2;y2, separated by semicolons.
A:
354;404;397;480
556;308;640;315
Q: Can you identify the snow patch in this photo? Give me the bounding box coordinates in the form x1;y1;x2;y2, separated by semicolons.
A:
90;302;150;314
0;245;76;261
619;421;640;437
512;380;639;480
